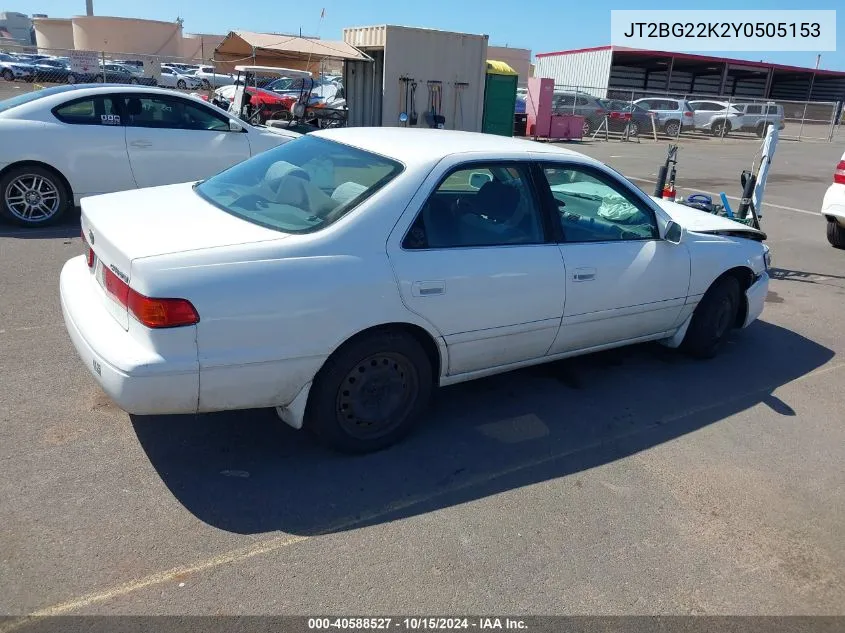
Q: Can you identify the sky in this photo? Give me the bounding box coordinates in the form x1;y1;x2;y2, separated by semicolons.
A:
10;0;845;70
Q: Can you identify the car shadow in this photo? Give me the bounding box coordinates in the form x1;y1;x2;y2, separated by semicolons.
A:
130;320;833;536
0;206;81;239
770;267;845;284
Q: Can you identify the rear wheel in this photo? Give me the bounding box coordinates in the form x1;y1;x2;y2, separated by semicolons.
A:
304;330;434;454
94;74;104;83
626;121;640;136
711;120;731;136
664;120;681;137
827;219;845;249
129;77;139;84
681;276;741;359
0;165;69;227
66;73;76;84
581;118;593;136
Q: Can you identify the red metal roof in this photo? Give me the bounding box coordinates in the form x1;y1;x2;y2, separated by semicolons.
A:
536;46;845;77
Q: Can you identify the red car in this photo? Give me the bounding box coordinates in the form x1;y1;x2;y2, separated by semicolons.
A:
201;86;296;123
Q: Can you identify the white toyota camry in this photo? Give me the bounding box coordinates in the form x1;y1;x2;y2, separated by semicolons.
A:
60;128;771;453
0;84;299;227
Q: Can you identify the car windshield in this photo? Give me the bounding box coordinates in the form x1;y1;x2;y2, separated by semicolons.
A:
194;135;404;234
0;84;82;113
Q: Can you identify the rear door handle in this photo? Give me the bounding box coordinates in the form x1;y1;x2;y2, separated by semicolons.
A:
412;281;445;297
572;267;596;282
130;140;152;148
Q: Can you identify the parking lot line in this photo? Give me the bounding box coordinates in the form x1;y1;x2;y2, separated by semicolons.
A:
628;177;820;216
4;360;842;626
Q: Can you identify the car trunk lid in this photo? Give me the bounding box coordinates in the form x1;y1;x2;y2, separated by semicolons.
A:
80;182;289;329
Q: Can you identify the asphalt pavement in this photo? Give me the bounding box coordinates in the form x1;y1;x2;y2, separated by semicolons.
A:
1;133;844;619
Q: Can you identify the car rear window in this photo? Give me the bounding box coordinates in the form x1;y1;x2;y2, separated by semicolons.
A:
194;135;404;234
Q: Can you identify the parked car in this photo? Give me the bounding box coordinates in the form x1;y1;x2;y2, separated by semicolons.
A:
100;63;157;86
59;128;770;454
157;66;203;90
633;97;695;136
688;100;745;136
599;99;652;136
731;102;785;137
549;91;608;136
188;65;235;89
821;149;845;248
163;62;200;73
204;85;296;123
0;52;35;82
0;85;301;227
31;57;78;83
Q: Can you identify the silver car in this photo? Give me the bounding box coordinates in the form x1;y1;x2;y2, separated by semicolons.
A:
731;102;785;137
633;97;695;136
157;66;203;90
688;100;745;136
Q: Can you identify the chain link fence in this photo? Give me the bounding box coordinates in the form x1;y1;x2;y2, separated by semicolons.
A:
548;81;841;143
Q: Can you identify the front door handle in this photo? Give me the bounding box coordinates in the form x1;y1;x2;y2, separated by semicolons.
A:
412;281;445;297
130;140;153;148
572;267;596;282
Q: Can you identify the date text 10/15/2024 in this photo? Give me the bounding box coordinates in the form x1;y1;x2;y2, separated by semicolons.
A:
308;618;528;630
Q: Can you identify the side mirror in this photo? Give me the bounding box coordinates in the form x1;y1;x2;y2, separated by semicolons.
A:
664;220;683;244
469;172;493;190
229;119;244;132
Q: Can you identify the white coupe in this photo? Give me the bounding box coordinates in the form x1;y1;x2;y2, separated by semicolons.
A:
60;129;771;453
0;85;300;227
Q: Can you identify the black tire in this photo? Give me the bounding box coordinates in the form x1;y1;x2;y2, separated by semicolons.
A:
0;164;70;228
176;79;186;89
581;118;593;136
680;276;742;359
1;69;13;82
304;330;434;454
711;120;731;136
129;77;139;84
201;79;210;89
827;219;845;249
664;120;681;137
94;75;104;83
66;73;76;84
627;121;640;136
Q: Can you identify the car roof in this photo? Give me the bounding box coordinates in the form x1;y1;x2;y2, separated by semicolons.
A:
311;127;586;167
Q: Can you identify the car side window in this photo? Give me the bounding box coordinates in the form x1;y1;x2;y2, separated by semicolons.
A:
402;164;546;250
746;105;762;114
52;96;122;126
540;165;659;243
121;95;230;131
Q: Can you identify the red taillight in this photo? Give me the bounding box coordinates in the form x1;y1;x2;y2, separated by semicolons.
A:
101;265;199;328
834;160;845;185
81;228;94;268
684;111;694;117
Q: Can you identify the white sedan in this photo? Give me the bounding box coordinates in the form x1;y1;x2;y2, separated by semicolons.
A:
156;66;203;90
821;148;845;248
189;65;236;89
60;129;771;454
0;85;300;227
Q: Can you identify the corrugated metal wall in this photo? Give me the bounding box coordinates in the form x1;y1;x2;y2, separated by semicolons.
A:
534;49;612;96
344;48;384;128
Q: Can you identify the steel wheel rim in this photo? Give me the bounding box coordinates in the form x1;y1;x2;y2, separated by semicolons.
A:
4;174;61;222
336;352;419;440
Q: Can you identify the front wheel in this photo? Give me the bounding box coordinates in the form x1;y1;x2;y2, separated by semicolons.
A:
1;69;13;82
827;219;845;249
0;165;69;227
581;118;593;136
304;331;434;454
681;276;741;359
66;73;76;84
201;79;210;89
176;79;186;89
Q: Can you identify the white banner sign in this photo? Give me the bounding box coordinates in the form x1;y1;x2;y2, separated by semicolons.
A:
68;50;100;74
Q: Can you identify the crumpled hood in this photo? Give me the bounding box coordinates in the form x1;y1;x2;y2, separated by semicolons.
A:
652;197;766;240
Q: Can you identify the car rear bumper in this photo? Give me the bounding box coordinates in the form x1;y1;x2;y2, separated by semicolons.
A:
821;183;845;222
60;255;199;415
743;271;769;329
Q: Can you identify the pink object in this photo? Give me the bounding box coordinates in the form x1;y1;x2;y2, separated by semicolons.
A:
526;77;584;141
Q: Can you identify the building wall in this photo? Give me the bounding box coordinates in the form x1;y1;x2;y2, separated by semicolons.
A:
71;15;182;56
33;18;74;52
181;32;225;61
535;48;613;97
487;45;531;87
0;11;33;45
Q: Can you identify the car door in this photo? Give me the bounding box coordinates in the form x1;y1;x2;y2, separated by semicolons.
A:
388;160;567;377
119;93;250;189
49;93;136;199
537;162;691;354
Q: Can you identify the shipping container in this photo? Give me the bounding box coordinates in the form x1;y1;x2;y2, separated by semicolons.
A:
343;25;489;132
